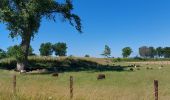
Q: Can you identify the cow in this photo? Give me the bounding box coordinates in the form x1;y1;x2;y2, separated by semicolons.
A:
97;74;105;80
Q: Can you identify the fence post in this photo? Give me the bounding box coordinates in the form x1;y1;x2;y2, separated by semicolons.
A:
13;74;16;94
154;80;158;100
70;76;73;99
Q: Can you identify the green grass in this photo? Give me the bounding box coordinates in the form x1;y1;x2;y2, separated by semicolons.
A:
0;62;170;100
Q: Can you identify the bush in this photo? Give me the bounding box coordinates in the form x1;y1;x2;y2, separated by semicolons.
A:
0;49;6;59
85;54;90;57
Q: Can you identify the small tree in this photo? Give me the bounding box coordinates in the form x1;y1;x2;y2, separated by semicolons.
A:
85;54;90;57
39;42;53;56
101;45;111;58
0;49;6;59
7;45;34;58
53;42;67;56
122;47;132;58
7;45;24;61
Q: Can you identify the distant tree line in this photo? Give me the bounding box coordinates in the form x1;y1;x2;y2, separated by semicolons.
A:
139;46;170;58
0;42;67;59
100;45;170;59
1;44;170;59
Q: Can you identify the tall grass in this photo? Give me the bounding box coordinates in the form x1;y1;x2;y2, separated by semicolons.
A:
0;62;170;100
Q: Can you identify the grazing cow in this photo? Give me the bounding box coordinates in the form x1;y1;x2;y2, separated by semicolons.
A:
97;74;105;80
129;68;134;71
136;65;141;67
52;73;59;77
146;67;153;70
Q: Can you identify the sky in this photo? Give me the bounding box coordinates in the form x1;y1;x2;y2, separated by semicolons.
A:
1;0;170;57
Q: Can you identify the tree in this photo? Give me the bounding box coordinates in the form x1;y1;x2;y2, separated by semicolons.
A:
39;42;53;56
7;45;34;58
0;0;82;71
139;46;156;58
156;47;164;58
122;47;132;58
101;45;111;58
139;46;148;58
148;47;156;58
163;47;170;58
0;49;6;59
28;46;35;56
85;54;90;57
53;42;67;56
7;45;24;61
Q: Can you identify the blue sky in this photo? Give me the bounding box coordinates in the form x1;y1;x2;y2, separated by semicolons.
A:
1;0;170;57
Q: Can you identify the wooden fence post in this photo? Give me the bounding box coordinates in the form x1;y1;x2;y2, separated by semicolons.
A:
13;74;16;94
70;76;73;99
154;80;158;100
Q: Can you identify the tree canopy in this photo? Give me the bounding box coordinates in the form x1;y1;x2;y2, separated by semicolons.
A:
122;47;132;58
39;42;53;56
0;0;82;39
53;42;67;56
101;45;111;58
0;0;82;71
0;49;6;59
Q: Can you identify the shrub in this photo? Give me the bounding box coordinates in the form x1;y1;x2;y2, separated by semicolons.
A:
85;54;90;57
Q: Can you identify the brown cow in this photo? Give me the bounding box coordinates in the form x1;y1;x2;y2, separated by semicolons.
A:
97;74;105;80
52;73;59;77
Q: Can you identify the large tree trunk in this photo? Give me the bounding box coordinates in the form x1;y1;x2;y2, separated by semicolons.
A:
17;32;31;72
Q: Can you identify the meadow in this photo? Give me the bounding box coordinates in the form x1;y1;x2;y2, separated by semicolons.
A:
0;58;170;100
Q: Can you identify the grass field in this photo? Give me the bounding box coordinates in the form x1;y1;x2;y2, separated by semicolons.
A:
0;61;170;100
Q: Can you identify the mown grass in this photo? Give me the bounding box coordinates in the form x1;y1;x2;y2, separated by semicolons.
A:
0;62;170;100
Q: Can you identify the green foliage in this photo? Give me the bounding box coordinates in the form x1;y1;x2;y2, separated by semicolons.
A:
156;47;164;58
163;47;170;58
53;42;67;56
0;49;6;59
0;0;82;39
6;45;24;62
28;46;35;56
39;42;53;56
7;45;34;57
122;47;132;58
101;45;111;58
0;0;82;66
85;54;90;57
138;46;170;58
139;46;156;58
113;57;121;62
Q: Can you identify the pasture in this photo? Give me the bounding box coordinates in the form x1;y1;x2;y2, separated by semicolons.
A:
0;61;170;100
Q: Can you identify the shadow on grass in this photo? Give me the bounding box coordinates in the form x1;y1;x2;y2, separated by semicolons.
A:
27;58;128;74
0;58;130;74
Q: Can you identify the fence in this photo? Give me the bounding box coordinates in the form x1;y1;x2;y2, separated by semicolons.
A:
11;74;159;100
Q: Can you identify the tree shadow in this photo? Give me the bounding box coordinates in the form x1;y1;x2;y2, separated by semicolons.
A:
27;58;128;73
0;57;129;74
